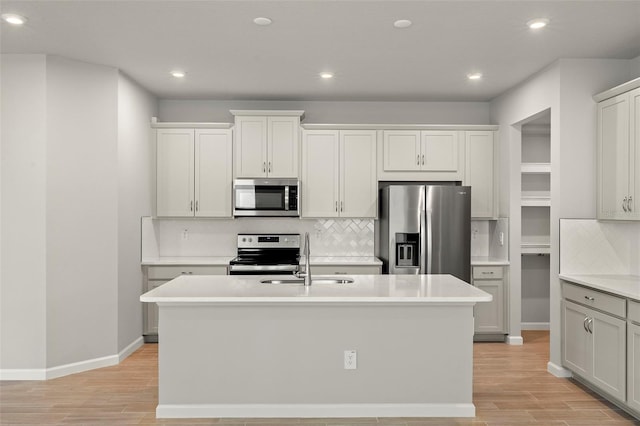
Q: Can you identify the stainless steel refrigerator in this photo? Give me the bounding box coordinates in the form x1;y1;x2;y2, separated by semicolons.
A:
378;185;471;283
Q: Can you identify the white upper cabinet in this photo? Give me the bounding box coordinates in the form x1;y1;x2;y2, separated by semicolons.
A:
464;131;496;218
232;111;302;178
156;128;233;218
302;129;377;218
380;130;464;181
597;86;640;220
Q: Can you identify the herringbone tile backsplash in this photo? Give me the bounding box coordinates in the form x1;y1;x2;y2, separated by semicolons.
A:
144;217;375;257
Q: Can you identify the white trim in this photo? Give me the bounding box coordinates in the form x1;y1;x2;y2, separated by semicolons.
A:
547;361;573;378
0;336;145;381
230;110;305;117
507;335;524;345
118;336;144;362
150;117;232;129
521;322;550;330
301;123;499;131
0;369;47;381
46;354;118;380
593;77;640;102
156;403;476;418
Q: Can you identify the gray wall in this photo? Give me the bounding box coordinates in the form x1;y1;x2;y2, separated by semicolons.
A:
117;73;157;352
159;99;491;124
1;54;48;370
45;56;119;367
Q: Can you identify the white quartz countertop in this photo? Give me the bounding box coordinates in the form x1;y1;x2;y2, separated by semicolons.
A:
560;274;640;301
142;256;382;266
140;274;492;304
471;256;510;266
141;256;234;266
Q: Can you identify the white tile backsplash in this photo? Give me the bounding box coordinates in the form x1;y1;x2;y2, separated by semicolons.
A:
141;217;375;258
560;219;640;275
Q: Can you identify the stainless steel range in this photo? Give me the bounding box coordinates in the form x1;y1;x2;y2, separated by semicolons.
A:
228;234;301;275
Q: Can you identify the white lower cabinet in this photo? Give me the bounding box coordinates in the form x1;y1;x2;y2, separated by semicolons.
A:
562;283;627;402
143;265;227;342
628;301;640;412
472;266;508;338
310;265;381;275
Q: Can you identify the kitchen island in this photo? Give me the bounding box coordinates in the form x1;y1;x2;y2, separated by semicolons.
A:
141;274;491;419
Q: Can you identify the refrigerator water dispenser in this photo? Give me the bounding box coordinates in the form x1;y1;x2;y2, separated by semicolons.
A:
395;233;419;267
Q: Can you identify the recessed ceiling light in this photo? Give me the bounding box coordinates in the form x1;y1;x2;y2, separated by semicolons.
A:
320;72;334;79
527;18;549;29
170;70;186;78
394;19;412;28
1;13;27;25
253;17;272;26
467;72;483;81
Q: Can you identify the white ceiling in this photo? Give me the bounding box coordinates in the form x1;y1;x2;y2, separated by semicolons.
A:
1;1;639;102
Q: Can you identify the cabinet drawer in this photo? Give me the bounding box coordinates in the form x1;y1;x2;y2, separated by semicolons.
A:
147;265;227;279
629;300;640;324
563;282;626;318
473;266;503;280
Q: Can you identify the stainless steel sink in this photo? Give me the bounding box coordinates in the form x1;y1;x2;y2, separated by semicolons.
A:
260;277;354;285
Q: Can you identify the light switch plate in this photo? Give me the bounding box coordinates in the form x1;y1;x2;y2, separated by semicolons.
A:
344;350;357;369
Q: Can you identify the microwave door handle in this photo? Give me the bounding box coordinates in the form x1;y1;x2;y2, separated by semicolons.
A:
284;186;290;211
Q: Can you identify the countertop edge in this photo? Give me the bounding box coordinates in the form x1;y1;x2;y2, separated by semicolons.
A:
559;274;640;301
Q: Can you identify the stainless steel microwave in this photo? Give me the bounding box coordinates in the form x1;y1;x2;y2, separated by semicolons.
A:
233;178;299;217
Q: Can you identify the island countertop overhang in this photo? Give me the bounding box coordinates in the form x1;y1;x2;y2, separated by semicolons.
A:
140;273;492;305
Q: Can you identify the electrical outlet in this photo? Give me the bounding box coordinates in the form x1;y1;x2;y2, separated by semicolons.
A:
472;228;479;239
182;229;189;240
344;350;357;370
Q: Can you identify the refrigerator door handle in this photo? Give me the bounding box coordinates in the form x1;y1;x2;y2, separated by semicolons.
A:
420;209;427;274
426;209;433;274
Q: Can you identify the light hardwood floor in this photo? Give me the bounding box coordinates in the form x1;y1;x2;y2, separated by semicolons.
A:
1;331;638;425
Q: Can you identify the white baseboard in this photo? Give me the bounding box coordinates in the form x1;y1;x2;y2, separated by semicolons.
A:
1;336;144;381
118;336;144;362
506;335;524;345
156;403;476;418
522;322;550;330
0;369;47;381
547;361;572;378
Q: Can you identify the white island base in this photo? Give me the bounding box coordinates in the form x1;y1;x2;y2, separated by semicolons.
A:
142;274;491;419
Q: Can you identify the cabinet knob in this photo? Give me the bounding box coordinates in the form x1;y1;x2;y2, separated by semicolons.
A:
584;295;595;301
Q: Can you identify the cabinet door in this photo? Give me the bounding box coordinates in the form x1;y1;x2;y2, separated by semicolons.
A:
562;300;591;378
598;93;630;220
144;280;168;336
267;116;299;178
421;131;460;171
235;116;267;177
590;309;626;401
302;130;339;217
628;322;640;412
195;129;232;217
474;279;505;333
630;87;640;219
340;130;377;218
465;131;495;218
383;131;421;171
156;129;194;217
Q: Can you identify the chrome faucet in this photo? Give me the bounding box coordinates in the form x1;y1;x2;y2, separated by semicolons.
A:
295;232;312;286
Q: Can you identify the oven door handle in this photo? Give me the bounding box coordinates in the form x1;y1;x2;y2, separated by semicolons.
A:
228;264;300;273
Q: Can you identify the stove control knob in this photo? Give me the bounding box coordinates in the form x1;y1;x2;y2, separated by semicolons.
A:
241;237;246;242
248;238;253;243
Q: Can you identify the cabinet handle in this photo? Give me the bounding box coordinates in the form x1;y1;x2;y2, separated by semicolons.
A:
481;271;494;275
268;162;272;173
584;295;595;301
340;201;343;212
587;317;593;334
181;271;193;275
195;201;199;212
190;201;193;212
335;201;338;212
629;196;633;212
623;197;628;212
583;317;589;333
417;155;420;165
422;154;425;165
